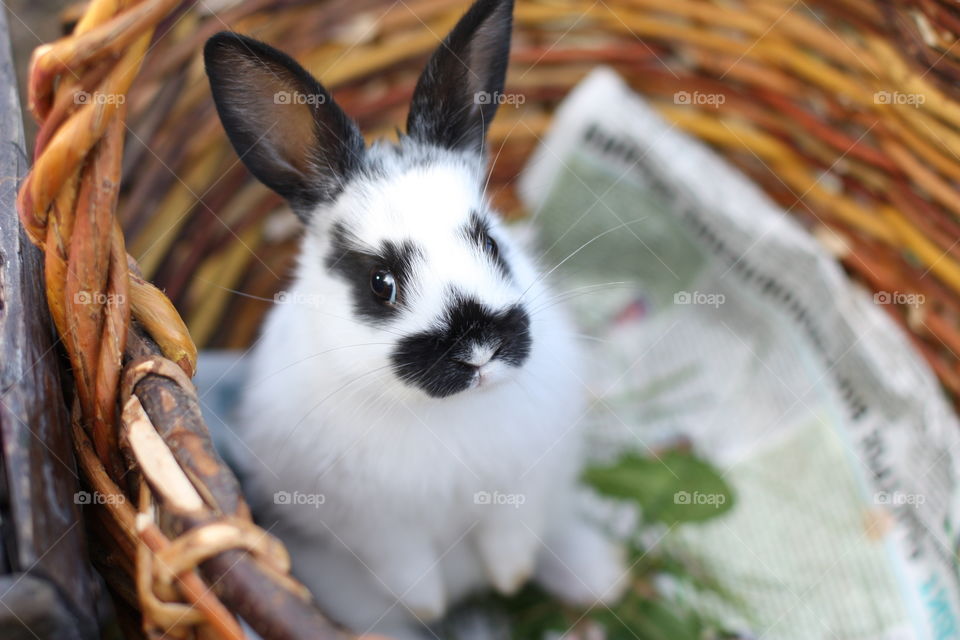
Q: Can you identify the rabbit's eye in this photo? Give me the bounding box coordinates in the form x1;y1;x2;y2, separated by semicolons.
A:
482;233;498;257
370;269;397;305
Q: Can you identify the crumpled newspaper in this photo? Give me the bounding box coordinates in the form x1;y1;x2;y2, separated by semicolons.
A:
519;68;960;640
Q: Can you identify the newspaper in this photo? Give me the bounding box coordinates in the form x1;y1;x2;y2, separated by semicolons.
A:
518;68;960;640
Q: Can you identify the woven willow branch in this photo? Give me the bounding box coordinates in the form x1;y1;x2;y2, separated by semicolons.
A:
15;0;357;637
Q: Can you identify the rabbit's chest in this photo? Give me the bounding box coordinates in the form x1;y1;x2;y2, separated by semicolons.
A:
313;393;569;508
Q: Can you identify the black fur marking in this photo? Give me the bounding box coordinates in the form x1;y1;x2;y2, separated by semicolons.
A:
461;211;512;280
391;292;531;398
204;32;366;220
406;0;514;153
326;222;422;324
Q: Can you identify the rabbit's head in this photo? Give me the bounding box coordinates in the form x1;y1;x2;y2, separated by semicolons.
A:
205;0;560;399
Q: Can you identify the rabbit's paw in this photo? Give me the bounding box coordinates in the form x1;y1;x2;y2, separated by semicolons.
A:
400;581;446;623
367;545;446;621
535;519;628;606
475;520;540;595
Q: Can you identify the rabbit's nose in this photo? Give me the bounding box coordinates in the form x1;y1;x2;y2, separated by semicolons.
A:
453;343;499;368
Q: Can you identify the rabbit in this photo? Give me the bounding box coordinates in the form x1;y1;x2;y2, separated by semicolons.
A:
203;0;627;636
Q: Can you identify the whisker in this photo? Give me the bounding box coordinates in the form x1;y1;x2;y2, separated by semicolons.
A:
242;342;394;389
515;218;648;303
527;280;629;307
510;375;540;409
280;364;394;444
537;330;612;344
323;368;397;421
480;127;511;203
192;277;408;338
528;281;633;313
313;388;409;484
529;288;635;317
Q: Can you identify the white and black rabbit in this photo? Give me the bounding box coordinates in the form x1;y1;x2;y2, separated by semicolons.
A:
204;0;626;636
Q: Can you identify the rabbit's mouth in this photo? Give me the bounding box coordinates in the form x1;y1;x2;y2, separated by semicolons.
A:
469;358;512;390
390;297;531;398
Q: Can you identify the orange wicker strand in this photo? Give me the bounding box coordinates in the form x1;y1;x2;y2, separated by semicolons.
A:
12;0;300;636
136;487;246;640
27;0;182;120
17;0;200;475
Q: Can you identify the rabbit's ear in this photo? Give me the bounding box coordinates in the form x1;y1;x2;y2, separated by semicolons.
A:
406;0;514;154
204;32;365;219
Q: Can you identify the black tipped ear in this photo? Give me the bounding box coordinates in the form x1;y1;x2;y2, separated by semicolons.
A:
406;0;514;154
203;32;365;220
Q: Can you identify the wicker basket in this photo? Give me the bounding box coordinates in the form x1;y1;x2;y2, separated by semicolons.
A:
16;0;960;637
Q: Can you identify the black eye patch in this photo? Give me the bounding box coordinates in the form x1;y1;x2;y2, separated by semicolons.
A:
462;211;512;280
326;222;422;324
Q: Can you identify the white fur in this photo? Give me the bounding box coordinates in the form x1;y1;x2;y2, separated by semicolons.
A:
233;147;626;638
